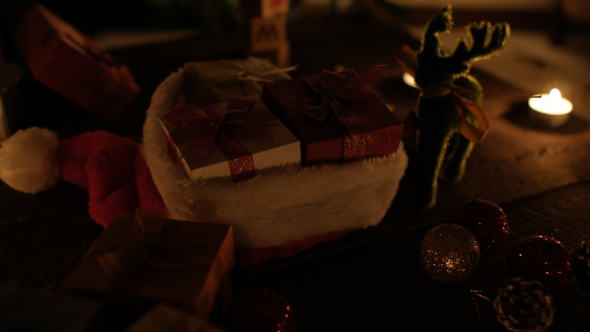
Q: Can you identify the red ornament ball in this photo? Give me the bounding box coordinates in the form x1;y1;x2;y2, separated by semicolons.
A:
452;198;509;256
507;235;572;290
226;288;296;332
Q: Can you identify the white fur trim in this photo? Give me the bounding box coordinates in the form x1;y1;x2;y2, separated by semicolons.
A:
0;127;60;194
142;69;408;249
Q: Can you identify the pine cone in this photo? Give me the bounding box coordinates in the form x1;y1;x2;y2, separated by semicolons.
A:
494;277;555;332
571;240;590;297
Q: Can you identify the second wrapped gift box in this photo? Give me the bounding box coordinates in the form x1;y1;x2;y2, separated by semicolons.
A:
183;57;293;107
262;66;403;166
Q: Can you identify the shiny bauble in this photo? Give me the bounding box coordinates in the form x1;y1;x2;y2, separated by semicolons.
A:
226;288;296;332
494;277;555;332
419;223;480;283
507;235;572;290
452;198;509;256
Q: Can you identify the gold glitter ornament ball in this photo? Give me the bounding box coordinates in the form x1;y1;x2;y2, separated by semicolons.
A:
419;223;481;283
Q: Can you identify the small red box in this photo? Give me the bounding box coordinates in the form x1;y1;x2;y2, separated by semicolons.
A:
14;3;140;124
261;69;403;166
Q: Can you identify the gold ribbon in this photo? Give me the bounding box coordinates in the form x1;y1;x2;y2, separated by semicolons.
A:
396;45;490;143
94;210;212;275
236;63;299;83
217;57;298;84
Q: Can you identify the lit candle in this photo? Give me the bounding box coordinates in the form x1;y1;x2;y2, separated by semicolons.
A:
528;89;573;127
403;72;418;88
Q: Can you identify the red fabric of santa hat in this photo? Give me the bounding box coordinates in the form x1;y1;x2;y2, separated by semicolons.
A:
0;127;166;227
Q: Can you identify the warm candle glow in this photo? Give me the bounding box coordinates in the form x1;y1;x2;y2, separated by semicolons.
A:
528;89;573;115
403;72;418;88
528;88;573;127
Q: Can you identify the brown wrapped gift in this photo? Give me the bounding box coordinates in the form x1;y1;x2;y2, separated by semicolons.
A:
61;211;234;319
183;57;294;107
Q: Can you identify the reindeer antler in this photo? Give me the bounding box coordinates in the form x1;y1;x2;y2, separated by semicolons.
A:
414;5;510;92
420;4;453;60
447;22;510;74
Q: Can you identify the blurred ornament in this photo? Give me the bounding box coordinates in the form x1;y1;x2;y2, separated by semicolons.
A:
419;223;480;283
226;288;296;332
452;198;509;256
507;235;572;290
570;240;590;297
494;277;555;332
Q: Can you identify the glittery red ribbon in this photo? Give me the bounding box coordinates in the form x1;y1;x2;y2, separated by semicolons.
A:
164;98;277;182
299;65;388;161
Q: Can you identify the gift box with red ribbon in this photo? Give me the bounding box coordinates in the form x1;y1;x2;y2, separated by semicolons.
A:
61;211;234;319
261;65;403;166
14;3;140;125
160;94;300;182
183;57;294;107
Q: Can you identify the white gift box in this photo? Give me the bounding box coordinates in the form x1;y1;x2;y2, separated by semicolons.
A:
159;95;300;181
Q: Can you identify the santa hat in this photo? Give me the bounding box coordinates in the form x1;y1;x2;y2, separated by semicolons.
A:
0;127;167;228
0;123;408;266
0;69;409;266
0;127;348;266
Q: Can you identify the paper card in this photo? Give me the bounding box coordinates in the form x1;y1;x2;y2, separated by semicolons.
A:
249;16;287;52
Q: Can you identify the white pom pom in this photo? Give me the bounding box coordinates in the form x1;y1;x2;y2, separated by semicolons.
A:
0;127;61;194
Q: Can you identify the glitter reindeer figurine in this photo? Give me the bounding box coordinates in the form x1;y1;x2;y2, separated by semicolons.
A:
397;4;510;209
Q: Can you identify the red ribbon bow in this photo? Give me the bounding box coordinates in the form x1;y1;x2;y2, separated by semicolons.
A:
299;65;388;161
164;98;277;182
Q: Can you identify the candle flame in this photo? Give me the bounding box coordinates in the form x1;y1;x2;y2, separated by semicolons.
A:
403;72;417;88
528;87;573;119
549;89;561;101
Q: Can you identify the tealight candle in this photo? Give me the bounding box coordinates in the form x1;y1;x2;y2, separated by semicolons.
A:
403;72;418;88
528;89;573;127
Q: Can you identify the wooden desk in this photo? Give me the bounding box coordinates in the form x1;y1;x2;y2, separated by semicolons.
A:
1;18;589;331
